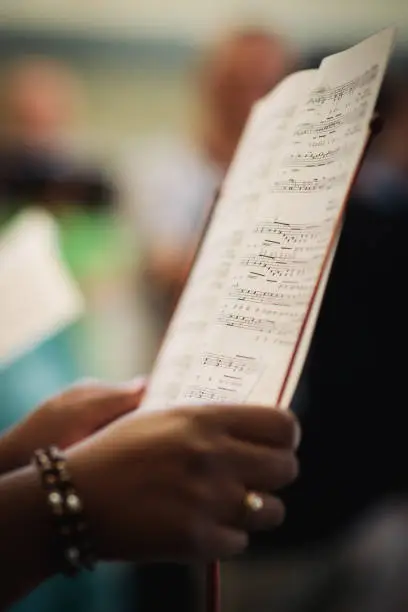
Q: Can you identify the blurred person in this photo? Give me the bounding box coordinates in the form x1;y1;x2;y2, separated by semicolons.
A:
376;76;408;173
0;378;300;611
0;59;128;612
121;27;296;366
0;55;138;388
355;74;408;211
0;56;113;219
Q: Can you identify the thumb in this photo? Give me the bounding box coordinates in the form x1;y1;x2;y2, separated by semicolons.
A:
77;377;147;436
114;377;147;398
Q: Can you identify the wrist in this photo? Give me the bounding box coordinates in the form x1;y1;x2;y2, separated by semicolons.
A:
0;464;57;607
0;409;48;474
33;446;98;575
0;426;27;474
65;445;109;560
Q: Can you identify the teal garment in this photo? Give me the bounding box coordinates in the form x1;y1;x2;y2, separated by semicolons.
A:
0;324;80;427
0;324;135;612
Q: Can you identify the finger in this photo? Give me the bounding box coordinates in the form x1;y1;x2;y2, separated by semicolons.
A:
193;524;249;560
224;437;299;492
213;485;286;532
85;377;147;399
207;405;300;449
63;377;147;404
79;379;147;431
113;377;148;396
240;493;286;531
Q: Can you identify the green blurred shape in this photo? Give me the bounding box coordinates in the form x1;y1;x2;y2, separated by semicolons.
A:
57;210;132;281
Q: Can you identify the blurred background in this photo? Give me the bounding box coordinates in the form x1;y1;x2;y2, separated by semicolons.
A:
1;0;406;375
0;1;407;160
0;2;407;612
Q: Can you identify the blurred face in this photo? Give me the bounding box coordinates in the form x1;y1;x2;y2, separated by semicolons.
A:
3;61;76;142
383;87;408;171
204;36;291;135
393;90;408;137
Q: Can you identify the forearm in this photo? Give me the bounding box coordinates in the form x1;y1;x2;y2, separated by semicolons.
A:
0;424;27;475
0;465;56;610
0;406;51;475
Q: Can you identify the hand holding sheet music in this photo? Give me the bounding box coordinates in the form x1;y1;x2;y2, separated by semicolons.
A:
140;27;396;413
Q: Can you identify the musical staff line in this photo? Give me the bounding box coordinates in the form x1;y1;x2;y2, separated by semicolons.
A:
306;64;379;104
201;352;259;375
270;173;347;194
283;144;356;167
294;103;368;137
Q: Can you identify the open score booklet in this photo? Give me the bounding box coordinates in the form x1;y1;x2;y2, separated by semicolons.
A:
140;27;396;413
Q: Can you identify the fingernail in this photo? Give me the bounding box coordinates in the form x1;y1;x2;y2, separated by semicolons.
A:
294;422;302;450
118;377;146;392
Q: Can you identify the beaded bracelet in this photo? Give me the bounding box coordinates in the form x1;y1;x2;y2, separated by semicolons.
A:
32;446;96;577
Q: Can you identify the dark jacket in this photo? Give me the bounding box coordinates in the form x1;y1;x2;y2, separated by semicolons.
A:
0;145;114;215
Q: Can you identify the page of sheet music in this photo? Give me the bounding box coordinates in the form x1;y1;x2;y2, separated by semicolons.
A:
140;28;395;413
141;70;316;410
0;210;84;366
279;232;339;409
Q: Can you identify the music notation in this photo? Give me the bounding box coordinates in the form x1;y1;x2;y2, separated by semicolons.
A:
254;220;331;243
139;30;395;413
222;84;308;199
217;313;276;333
243;258;318;282
294;103;368;138
306;64;379;105
232;215;333;301
183;386;230;403
270;174;347;194
284;144;357;168
217;312;302;337
201;352;259;375
228;286;313;307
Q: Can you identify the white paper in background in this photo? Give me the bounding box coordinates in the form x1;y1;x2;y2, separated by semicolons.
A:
0;210;85;367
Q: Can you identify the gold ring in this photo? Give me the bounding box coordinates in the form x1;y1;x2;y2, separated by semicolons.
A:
244;491;264;512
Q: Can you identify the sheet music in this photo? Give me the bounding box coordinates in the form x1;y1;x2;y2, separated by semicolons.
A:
0;210;84;366
279;231;339;409
141;28;395;413
141;70;316;410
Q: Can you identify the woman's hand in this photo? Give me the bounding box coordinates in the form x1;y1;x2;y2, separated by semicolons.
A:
68;403;300;562
0;398;300;609
0;379;146;474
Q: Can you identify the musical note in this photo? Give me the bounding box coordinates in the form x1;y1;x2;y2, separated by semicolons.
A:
270;174;347;194
283;143;358;167
228;286;312;307
217;313;277;333
201;352;259;375
293;103;368;138
254;220;332;242
306;65;379;105
183;386;230;403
